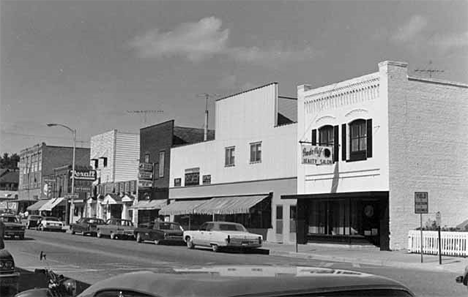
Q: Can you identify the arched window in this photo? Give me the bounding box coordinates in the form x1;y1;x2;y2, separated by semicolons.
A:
319;125;334;146
349;119;367;161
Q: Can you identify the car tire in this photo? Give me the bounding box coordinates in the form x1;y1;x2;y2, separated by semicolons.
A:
97;230;102;238
154;239;160;245
211;244;219;252
136;233;142;243
19;234;25;240
186;237;195;249
39;225;44;231
71;228;75;235
110;233;116;240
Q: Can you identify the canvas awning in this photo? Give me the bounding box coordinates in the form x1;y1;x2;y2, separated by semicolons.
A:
39;197;66;211
122;194;135;203
193;195;269;215
159;199;208;216
131;199;167;210
27;199;49;211
102;194;123;205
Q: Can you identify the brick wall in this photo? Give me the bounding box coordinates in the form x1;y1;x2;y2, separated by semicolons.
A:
385;61;468;250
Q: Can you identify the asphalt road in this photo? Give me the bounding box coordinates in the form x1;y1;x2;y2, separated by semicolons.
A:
4;230;466;297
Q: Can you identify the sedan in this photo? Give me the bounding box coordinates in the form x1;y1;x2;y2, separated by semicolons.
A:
25;215;43;229
77;265;416;297
38;217;64;232
134;221;184;245
71;217;106;236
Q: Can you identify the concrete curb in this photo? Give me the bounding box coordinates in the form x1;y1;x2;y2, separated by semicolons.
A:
269;249;465;273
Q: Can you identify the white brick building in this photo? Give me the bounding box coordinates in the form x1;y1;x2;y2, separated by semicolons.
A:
166;83;298;243
285;61;468;250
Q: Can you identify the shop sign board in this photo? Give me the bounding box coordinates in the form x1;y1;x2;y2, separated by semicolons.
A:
138;171;153;180
301;145;333;165
70;170;97;181
138;180;153;188
414;192;428;214
139;162;153;172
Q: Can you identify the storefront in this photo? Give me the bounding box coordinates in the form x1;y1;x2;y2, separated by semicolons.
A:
131;199;167;225
36;197;66;220
100;194;134;220
283;191;389;250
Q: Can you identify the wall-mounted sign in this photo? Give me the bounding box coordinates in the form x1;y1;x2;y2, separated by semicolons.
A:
174;178;181;187
414;192;428;214
138;171;153;180
70;170;97;181
139;163;153;172
138;180;153;188
202;175;211;185
185;167;200;187
301;145;333;165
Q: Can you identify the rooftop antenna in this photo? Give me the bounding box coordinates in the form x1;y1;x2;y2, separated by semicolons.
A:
196;93;219;141
414;60;444;78
127;110;164;126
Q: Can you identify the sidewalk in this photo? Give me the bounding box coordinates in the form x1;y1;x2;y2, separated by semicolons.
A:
264;242;468;274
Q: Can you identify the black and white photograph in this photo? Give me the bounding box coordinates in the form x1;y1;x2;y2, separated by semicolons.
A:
1;0;467;296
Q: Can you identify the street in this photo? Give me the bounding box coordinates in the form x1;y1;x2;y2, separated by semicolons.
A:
3;230;466;297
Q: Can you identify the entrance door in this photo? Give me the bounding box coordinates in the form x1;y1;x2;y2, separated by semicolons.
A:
361;200;380;246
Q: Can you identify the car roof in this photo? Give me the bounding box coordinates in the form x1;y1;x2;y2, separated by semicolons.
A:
77;266;414;297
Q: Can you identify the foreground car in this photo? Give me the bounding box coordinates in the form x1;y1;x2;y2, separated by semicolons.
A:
0;249;19;296
456;265;468;292
71;218;106;236
134;221;184;245
0;215;25;239
38;217;64;232
77;265;416;297
96;218;134;240
184;221;262;252
25;215;42;229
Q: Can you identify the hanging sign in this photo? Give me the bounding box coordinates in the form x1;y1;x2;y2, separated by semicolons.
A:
301;145;333;165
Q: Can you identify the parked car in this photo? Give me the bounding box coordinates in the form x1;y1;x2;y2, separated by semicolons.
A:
0;214;25;239
456;265;468;292
183;221;262;252
96;218;135;240
134;221;184;245
76;265;416;297
25;215;43;229
0;249;20;296
70;217;106;236
38;217;64;232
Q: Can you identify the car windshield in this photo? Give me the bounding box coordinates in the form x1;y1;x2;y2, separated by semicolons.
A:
88;219;105;224
218;223;247;232
29;216;41;220
45;217;59;221
0;216;19;223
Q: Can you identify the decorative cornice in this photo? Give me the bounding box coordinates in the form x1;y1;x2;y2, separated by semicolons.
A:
345;108;369;117
316;115;337;124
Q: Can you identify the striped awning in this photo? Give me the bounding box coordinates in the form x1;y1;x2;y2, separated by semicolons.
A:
159;199;208;216
27;199;49;211
131;199;167;210
193;195;268;215
39;197;65;211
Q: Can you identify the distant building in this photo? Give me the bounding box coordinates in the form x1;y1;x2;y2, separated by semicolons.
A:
90;130;139;221
0;169;19;213
133;120;214;224
286;61;468;250
18;142;90;213
166;83;298;242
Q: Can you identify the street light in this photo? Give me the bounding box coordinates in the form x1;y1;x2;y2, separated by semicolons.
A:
47;123;76;225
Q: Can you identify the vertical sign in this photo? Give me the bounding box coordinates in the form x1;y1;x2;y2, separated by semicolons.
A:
414;191;428;263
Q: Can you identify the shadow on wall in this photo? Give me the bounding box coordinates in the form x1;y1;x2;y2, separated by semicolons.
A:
330;161;339;193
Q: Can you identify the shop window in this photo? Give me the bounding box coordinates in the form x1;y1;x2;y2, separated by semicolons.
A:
290;205;297;233
250;142;262;163
225;146;235;167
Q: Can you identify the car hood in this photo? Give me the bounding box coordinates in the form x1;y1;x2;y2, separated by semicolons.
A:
77;265;414;297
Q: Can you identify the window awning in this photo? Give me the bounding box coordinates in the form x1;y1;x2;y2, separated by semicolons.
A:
39;197;66;211
26;199;49;211
131;199;167;210
193;195;269;215
122;194;135;203
159;199;209;216
102;194;123;205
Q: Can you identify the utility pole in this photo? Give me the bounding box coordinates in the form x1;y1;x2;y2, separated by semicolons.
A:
127;110;164;126
197;93;219;141
414;60;444;78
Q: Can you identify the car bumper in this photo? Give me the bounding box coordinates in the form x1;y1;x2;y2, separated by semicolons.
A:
0;271;20;290
44;226;63;230
4;230;24;237
165;235;184;241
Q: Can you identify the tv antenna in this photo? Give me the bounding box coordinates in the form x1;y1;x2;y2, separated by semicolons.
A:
197;93;219;141
414;60;444;78
127;110;164;126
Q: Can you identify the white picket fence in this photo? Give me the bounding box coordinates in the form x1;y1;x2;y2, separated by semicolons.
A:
408;230;468;257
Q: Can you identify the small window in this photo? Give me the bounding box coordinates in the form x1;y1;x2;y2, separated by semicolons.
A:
94;159;99;169
319;125;334;146
103;157;108;167
144;153;150;163
225;146;235;167
349;119;367;161
159;151;165;178
250;142;262;163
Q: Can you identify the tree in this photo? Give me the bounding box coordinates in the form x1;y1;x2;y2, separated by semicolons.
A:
0;153;20;169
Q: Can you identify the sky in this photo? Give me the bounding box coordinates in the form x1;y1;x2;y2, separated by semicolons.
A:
1;0;467;154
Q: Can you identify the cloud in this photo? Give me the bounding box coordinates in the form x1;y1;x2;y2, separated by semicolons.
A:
432;31;468;53
130;17;229;62
130;17;317;64
391;15;428;43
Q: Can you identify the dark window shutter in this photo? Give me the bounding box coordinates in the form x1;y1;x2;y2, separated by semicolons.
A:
367;119;373;158
333;125;339;162
311;129;317;145
341;124;347;161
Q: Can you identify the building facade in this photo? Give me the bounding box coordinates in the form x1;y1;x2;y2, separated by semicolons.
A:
18;143;90;213
287;61;468;250
90;130;139;221
166;83;298;243
0;169;19;213
133;120;214;224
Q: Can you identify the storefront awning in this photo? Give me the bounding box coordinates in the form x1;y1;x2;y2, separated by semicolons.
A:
102;194;123;205
122;194;135;203
39;197;66;211
159;199;208;216
131;199;167;210
27;199;49;211
193;195;269;215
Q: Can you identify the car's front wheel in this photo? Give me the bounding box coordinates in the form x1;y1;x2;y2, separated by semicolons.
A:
71;228;76;235
211;244;220;252
186;237;195;249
